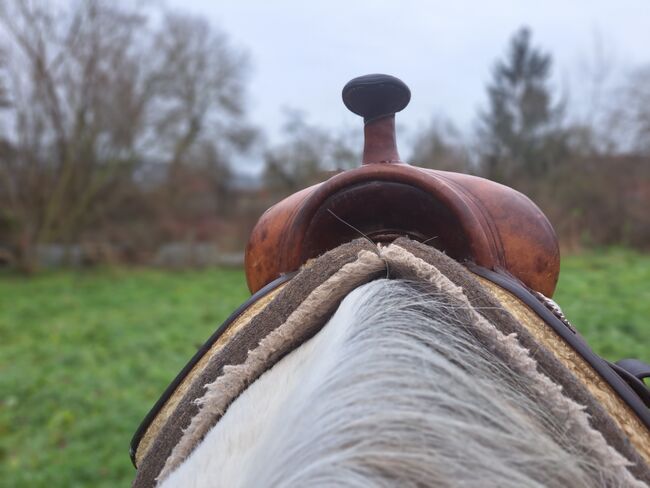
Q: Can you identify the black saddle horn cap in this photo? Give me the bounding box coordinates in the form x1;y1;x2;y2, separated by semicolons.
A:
342;74;411;123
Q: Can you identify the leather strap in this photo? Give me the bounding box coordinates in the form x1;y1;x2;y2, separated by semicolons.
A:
617;359;650;382
466;263;650;429
609;361;650;408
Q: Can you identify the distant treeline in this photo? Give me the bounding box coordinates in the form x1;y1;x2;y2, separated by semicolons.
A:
0;1;648;271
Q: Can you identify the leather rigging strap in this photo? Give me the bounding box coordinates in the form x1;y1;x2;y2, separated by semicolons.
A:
467;264;650;423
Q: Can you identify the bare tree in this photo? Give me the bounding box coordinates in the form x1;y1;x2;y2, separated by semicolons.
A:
409;117;471;172
263;110;359;194
567;37;650;157
144;13;254;177
609;65;650;155
0;0;253;271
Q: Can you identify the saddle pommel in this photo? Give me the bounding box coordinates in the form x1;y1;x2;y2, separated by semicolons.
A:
245;74;560;297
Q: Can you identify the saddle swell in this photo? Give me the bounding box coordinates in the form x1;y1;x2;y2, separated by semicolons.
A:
245;73;559;297
245;162;559;296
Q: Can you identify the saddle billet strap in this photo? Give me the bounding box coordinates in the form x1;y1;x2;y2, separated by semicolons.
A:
467;264;650;428
617;359;650;383
129;271;296;467
609;362;650;407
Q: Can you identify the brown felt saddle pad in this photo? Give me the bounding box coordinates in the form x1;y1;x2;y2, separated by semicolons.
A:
131;238;650;487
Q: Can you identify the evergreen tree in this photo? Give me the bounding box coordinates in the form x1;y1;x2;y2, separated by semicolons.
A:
478;27;567;182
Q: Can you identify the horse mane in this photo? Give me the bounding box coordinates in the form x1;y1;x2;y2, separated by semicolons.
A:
161;279;643;487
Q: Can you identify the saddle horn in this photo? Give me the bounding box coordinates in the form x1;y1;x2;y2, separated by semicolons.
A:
245;74;560;296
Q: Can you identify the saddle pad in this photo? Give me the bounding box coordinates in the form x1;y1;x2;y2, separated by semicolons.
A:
132;238;650;487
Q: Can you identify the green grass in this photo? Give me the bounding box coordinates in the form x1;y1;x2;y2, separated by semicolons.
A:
554;248;650;364
0;250;648;487
0;268;249;487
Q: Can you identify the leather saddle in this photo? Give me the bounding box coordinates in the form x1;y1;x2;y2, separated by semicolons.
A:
243;71;649;430
245;74;559;297
131;74;650;485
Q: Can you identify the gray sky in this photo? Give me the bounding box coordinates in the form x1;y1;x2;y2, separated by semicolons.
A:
169;0;650;151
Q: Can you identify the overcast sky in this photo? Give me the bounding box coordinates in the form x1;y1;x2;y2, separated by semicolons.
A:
168;0;650;153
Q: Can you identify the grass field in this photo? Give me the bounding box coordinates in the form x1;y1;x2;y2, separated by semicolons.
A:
1;249;649;487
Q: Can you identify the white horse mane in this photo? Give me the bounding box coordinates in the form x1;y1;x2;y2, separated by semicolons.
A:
161;279;643;488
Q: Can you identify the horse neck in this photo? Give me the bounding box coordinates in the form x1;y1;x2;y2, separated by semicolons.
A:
161;279;641;488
